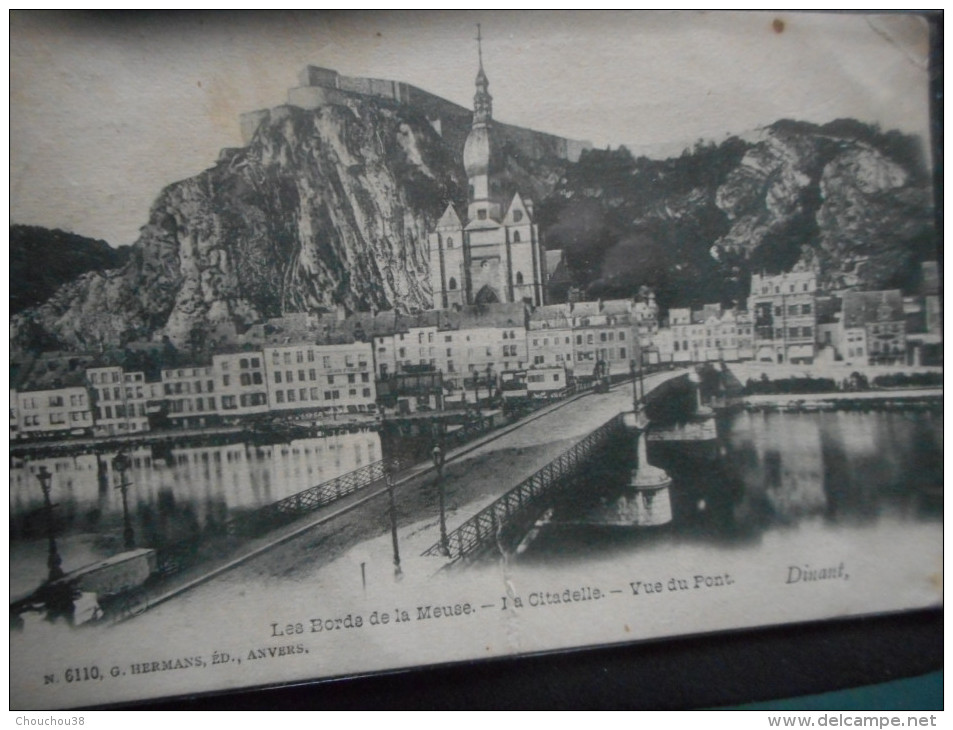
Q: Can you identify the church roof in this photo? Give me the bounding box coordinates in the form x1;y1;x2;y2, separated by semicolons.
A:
435;204;463;230
502;192;531;225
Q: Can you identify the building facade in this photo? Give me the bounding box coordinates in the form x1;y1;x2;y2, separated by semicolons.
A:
749;271;817;364
840;290;906;366
263;342;376;414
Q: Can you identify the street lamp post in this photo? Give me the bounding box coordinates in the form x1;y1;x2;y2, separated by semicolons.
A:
36;466;64;582
112;451;135;550
385;460;402;579
431;443;449;557
639;350;646;404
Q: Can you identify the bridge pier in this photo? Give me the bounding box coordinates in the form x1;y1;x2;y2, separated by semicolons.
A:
621;409;673;527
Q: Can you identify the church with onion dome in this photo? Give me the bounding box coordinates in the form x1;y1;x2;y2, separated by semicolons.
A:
428;27;547;310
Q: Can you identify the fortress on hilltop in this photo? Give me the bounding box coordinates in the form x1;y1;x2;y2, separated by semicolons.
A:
239;62;590;165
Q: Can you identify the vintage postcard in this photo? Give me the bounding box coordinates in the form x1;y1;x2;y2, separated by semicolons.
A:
9;11;941;709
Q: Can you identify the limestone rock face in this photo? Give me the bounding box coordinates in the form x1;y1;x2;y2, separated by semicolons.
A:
14;98;466;350
542;119;934;308
12;91;574;354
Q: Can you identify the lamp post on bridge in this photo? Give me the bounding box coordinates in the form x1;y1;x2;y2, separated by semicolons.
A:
112;451;135;550
385;460;402;580
431;443;449;557
35;465;64;582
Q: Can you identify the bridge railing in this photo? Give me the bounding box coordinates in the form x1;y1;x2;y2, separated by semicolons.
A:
422;413;625;563
152;453;415;578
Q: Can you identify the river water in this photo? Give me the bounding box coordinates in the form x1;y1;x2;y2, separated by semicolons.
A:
520;407;943;561
10;408;942;596
10;431;382;597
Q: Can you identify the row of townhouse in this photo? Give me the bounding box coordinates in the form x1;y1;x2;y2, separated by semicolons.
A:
11;275;935;439
526;299;645;377
642;267;938;368
10;299;656;440
11;340;380;438
656;305;755;364
160;342;378;429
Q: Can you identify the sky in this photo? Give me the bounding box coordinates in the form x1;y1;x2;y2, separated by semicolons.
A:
10;10;934;247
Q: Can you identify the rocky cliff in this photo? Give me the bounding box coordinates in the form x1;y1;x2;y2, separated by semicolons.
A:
12;91;571;354
541;119;935;310
11;107;934;354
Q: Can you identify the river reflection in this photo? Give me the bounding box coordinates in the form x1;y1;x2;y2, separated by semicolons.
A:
523;408;942;562
10;431;382;592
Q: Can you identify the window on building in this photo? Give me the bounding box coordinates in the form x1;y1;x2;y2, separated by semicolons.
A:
240;373;251;386
323;356;331;368
478;209;487;220
287;390;296;402
516;271;524;285
513;231;521;243
276;391;284;403
286;371;293;382
328;375;335;385
275;372;282;384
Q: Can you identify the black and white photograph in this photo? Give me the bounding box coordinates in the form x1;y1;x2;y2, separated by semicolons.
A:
9;10;942;710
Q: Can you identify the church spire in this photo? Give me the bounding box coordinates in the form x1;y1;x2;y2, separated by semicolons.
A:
473;23;492;125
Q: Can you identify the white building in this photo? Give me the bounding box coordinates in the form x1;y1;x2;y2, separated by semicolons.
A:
212;351;269;418
87;366;151;435
161;365;218;428
16;386;93;437
263;341;376;414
